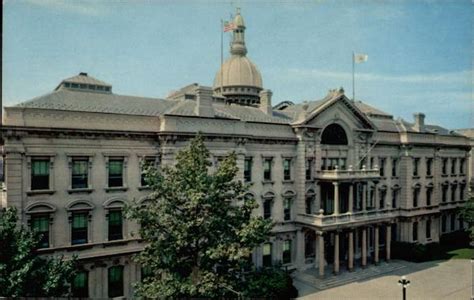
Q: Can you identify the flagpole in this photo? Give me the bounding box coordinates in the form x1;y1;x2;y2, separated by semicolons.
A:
220;19;224;96
352;51;355;102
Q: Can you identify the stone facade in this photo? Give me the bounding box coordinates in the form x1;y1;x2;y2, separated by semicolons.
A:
0;10;471;299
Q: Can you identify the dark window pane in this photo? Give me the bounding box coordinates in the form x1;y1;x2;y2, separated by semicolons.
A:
31;159;50;190
31;215;49;248
72;271;89;298
263;159;272;181
321;124;348;145
108;210;123;241
263;200;272;219
262;243;272;267
283;159;291;180
108;266;124;298
283;240;291;264
108;159;124;187
72;159;88;189
244;158;252;182
72;213;88;245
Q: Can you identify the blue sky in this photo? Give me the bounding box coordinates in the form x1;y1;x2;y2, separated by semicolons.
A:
3;0;472;129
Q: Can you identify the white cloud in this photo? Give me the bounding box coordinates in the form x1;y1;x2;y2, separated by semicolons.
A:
284;68;472;85
24;0;105;16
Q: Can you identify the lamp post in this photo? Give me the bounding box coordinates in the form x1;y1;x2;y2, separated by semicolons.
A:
398;275;410;300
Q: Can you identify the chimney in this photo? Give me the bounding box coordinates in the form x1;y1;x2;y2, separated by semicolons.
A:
413;113;425;132
194;86;214;118
259;89;273;115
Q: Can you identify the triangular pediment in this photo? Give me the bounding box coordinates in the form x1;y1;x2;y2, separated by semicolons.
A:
292;92;376;131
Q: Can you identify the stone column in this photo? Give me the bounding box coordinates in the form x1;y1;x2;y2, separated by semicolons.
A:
333;182;340;216
334;232;340;274
348;231;354;271
296;229;305;270
386;224;392;261
362;228;367;268
318;232;325;277
362;182;367;212
348;183;354;213
374;226;379;264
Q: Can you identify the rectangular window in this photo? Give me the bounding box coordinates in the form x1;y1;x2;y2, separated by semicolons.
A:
72;271;89;298
460;158;465;174
413;189;419;208
426;188;432;206
263;200;272;219
392;190;398;208
379;158;385;177
141;157;156;187
283;159;291;181
31;215;49;248
426;220;431;239
283;198;291;221
450;214;455;231
283;240;292;264
108;158;124;187
244;158;252;182
262;243;272;267
72;158;88;189
339;158;347;170
306;159;313;180
71;213;88;245
441;215;447;232
321;158;326;171
442;185;448;202
460;185;465;201
426;158;433;176
108;210;123;241
305;196;314;214
108;266;124;298
370;157;374;170
451;185;457;202
413;158;419;176
392;158;398;177
451;158;456;175
442;158;448;175
31;158;50;190
379;190;386;209
412;222;418;241
263;158;272;181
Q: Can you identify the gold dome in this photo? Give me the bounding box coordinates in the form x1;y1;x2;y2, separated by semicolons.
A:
213;55;263;89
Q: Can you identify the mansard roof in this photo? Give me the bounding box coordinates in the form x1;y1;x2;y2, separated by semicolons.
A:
9;75;458;137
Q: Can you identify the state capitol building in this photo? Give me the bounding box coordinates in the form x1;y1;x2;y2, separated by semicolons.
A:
1;10;471;298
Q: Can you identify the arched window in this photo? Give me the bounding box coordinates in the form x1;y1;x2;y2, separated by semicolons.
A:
321;124;348;145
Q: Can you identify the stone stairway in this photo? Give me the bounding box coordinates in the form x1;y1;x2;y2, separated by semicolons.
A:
294;261;406;291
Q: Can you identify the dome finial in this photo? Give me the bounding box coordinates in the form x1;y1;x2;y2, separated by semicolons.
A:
230;8;247;56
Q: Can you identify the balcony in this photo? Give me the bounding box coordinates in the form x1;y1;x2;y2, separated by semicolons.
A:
297;208;397;229
315;167;380;181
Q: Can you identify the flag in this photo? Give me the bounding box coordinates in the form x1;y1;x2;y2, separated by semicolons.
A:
354;53;368;63
224;21;237;32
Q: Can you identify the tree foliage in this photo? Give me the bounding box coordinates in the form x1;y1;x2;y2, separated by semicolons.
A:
0;207;76;297
127;135;280;297
458;193;474;240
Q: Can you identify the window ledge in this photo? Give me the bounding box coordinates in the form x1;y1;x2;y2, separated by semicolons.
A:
391;176;399;180
137;186;152;191
425;175;433;179
68;188;93;194
450;174;457;177
412;176;420;179
27;189;56;196
262;180;275;185
66;243;94;251
441;174;449;177
105;187;128;192
282;180;294;184
103;239;128;247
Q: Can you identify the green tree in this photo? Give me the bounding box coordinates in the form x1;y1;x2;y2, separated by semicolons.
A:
458;194;474;240
127;135;291;298
0;207;76;297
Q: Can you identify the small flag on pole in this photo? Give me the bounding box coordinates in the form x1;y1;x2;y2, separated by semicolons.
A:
354;53;368;63
223;21;237;32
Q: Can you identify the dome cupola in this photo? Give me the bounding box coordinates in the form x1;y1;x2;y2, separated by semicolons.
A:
213;9;263;106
